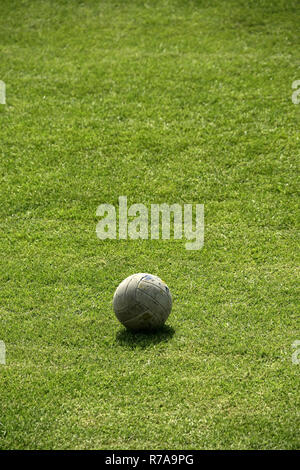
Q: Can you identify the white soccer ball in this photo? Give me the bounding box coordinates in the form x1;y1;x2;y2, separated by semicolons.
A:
113;273;172;331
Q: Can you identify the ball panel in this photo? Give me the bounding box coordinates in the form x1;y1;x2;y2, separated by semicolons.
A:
123;309;162;331
113;278;130;312
136;287;167;319
137;279;172;312
113;273;139;314
115;301;146;324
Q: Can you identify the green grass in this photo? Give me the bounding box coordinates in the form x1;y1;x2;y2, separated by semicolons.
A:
0;0;299;450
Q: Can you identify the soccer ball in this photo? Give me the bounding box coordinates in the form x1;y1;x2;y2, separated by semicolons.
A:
113;273;172;331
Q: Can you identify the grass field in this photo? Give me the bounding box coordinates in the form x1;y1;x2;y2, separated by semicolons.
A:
0;0;299;450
